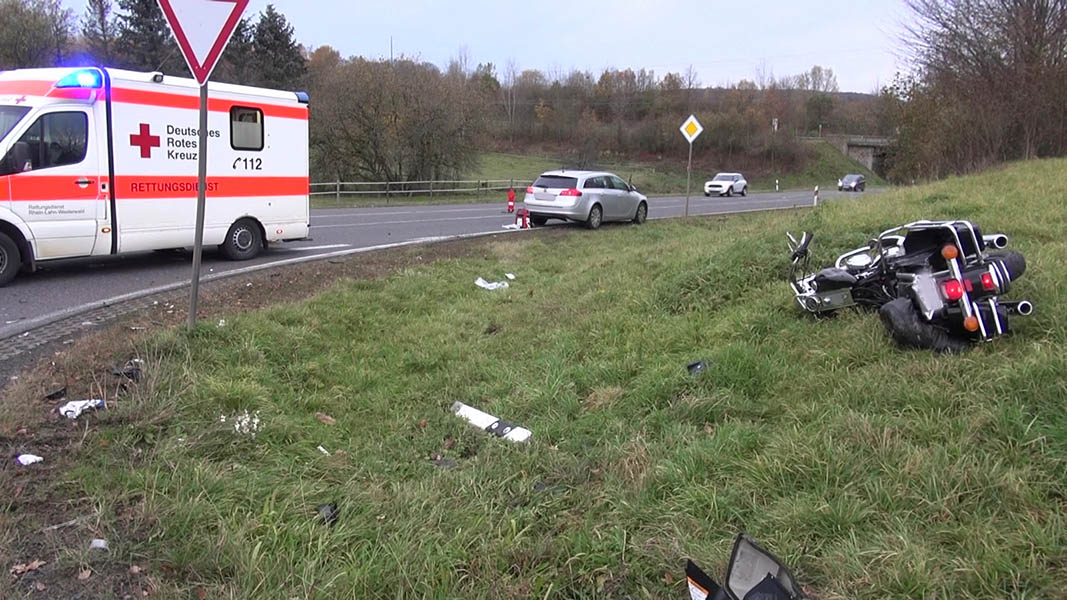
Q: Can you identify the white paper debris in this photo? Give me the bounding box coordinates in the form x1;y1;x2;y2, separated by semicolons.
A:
317;445;330;456
451;401;532;443
475;277;510;291
501;224;521;230
89;539;109;551
217;319;227;328
16;454;44;466
505;273;516;280
58;399;105;420
229;410;260;436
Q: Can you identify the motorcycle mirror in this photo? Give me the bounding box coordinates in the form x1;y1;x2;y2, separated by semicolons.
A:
725;535;804;600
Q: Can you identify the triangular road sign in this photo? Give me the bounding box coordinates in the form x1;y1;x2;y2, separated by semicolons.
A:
157;0;250;85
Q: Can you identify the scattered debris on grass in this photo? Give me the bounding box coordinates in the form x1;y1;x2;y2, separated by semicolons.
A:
58;398;105;420
686;534;805;600
430;455;458;469
317;445;330;456
317;503;340;527
10;559;46;576
475;276;510;291
222;410;261;436
16;454;44;466
505;273;516;280
89;539;109;552
315;412;336;426
111;358;144;382
687;360;708;376
217;319;227;328
44;387;67;401
451;401;531;443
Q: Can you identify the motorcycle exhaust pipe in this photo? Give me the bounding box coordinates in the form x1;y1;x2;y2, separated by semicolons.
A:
1004;300;1034;316
983;234;1009;249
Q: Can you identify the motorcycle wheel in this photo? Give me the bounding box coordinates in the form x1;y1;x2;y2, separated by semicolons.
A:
879;298;971;353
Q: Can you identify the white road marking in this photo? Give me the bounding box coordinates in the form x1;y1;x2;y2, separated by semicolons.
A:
311;214;509;229
277;244;352;252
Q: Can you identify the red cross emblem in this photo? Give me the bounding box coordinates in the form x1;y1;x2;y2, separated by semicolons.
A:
14;95;27;104
130;123;160;158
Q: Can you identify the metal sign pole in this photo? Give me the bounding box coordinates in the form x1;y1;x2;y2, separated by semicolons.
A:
685;141;693;218
188;83;209;330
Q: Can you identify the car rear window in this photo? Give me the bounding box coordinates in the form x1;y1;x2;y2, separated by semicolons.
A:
533;175;578;189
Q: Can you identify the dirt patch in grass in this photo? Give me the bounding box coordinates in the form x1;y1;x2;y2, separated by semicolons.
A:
0;228;570;598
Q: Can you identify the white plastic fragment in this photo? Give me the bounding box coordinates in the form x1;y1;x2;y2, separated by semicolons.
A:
59;399;105;420
217;319;227;328
228;410;260;436
501;223;521;230
89;539;109;551
475;277;510;291
16;454;44;466
505;273;516;280
317;445;330;456
451;401;532;443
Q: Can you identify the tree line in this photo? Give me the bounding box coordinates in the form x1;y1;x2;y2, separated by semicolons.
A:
0;0;305;91
884;0;1067;181
3;0;1064;184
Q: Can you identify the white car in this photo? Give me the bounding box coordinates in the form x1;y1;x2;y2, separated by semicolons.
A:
704;173;747;197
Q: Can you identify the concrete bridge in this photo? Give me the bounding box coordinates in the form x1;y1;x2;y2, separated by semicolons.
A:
800;134;892;171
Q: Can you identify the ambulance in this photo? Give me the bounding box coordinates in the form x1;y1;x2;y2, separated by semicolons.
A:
0;66;310;286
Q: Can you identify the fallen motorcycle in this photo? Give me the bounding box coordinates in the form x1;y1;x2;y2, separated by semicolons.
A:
787;220;1032;352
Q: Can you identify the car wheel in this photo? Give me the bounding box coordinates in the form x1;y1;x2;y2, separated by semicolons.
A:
586;204;603;230
0;231;21;287
530;215;548;227
704;192;710;197
726;187;733;197
741;186;747;197
860;184;865;192
632;201;647;224
220;218;264;261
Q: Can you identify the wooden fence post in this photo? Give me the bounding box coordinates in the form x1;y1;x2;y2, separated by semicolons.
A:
335;180;340;203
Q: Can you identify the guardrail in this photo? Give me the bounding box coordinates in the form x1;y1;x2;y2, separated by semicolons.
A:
309;179;524;201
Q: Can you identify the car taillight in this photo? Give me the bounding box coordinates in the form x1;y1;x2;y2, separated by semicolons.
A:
526;186;534;194
941;279;964;301
981;272;996;291
560;188;582;197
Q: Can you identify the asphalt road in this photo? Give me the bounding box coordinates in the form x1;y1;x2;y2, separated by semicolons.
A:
0;188;851;339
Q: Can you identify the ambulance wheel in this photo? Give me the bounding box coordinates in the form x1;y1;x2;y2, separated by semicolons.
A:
0;232;20;287
221;218;263;261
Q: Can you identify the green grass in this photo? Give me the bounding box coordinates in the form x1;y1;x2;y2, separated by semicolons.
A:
312;146;882;208
66;159;1067;597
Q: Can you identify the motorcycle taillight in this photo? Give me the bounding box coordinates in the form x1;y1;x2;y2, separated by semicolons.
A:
941;279;964;301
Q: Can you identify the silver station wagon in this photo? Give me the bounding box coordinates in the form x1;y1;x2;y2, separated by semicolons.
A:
523;170;648;229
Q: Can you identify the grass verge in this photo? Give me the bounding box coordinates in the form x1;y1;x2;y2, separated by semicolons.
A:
5;159;1066;598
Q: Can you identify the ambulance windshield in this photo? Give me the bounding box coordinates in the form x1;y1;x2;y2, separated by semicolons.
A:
0;106;30;143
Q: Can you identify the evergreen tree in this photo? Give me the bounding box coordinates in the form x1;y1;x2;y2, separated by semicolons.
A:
116;0;180;73
80;0;116;65
214;17;253;84
0;0;71;69
251;5;305;89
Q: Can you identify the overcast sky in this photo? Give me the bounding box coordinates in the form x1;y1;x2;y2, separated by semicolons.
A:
64;0;914;93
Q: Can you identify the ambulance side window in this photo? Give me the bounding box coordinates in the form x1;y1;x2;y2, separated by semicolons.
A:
230;106;263;151
8;112;88;172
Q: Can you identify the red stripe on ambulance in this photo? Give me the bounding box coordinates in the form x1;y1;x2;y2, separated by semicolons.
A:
120;176;308;199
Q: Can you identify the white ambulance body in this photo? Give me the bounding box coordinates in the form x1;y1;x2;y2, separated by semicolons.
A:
0;66;309;286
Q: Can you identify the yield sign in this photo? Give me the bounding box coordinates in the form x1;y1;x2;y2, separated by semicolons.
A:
680;114;704;144
157;0;249;85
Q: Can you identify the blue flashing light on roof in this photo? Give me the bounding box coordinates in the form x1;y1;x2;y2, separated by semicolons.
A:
56;69;103;89
295;91;310;104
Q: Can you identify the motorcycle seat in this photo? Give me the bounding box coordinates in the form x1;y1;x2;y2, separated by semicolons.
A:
814;268;857;291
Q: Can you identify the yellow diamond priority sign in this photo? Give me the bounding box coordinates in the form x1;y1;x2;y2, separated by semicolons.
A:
680;114;703;144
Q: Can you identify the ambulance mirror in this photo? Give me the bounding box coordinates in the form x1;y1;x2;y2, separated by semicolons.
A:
1;142;31;176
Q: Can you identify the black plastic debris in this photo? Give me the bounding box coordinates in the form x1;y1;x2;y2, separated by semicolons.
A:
686;533;805;600
317;503;339;527
687;361;708;376
111;364;142;383
430;456;458;469
44;387;67;402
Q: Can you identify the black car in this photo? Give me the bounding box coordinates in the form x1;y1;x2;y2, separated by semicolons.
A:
838;174;866;192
